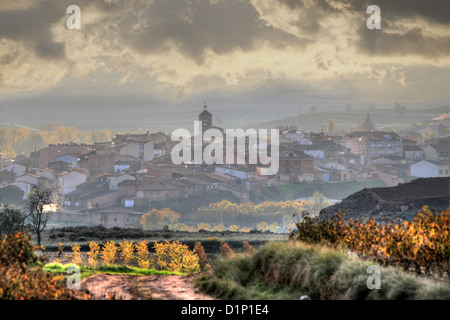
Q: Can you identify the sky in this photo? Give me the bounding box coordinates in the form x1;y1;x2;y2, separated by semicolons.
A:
0;0;449;131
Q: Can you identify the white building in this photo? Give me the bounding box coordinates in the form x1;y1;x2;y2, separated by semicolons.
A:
410;160;439;178
57;169;87;195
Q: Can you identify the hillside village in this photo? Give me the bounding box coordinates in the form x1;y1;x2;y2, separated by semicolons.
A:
0;106;448;228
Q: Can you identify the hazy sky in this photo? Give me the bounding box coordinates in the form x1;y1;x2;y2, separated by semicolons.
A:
0;0;449;130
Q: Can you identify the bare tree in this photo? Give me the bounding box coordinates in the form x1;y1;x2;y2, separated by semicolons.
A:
24;185;53;247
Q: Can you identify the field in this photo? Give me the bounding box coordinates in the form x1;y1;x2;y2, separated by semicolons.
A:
2;205;449;300
34;226;287;255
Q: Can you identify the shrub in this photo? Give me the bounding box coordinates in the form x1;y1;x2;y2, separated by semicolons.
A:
71;242;82;265
290;207;450;277
88;241;100;266
0;232;40;268
0;232;89;300
196;241;450;300
119;239;134;266
101;241;117;265
135;240;151;269
242;241;255;253
220;241;235;258
194;242;212;272
153;241;200;274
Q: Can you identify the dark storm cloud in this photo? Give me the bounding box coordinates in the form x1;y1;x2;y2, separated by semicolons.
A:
115;0;307;64
0;0;66;59
276;0;450;24
275;0;450;59
357;26;450;58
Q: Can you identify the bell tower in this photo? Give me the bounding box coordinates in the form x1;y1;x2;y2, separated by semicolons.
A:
198;104;213;132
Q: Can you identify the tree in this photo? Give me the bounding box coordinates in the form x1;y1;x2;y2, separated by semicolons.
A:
394;102;407;115
359;114;377;131
140;208;181;230
24;185;53;246
326;118;335;135
0;204;26;236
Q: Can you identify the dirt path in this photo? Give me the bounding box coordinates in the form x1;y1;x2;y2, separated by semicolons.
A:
81;274;215;300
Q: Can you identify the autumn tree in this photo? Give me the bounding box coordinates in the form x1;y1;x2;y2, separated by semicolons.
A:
140;208;181;230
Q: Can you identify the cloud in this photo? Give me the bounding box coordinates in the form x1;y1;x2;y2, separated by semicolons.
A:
0;1;66;59
0;0;449;104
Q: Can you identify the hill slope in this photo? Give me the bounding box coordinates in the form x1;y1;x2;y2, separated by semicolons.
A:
319;177;450;222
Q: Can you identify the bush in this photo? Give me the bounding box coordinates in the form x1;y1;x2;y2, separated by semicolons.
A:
0;232;88;300
194;242;212;272
135;240;151;269
119;239;134;266
196;241;450;300
101;241;118;265
290;207;450;277
0;232;40;268
153;241;200;274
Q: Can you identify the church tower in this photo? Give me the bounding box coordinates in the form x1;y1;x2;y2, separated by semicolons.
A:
198;104;213;132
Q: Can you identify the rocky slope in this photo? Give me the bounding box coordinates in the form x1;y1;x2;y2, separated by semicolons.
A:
318;177;449;223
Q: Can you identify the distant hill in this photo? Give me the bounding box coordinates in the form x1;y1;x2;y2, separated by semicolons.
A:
319;177;450;222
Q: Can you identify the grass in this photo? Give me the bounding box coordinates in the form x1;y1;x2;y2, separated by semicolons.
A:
43;262;185;280
194;241;450;300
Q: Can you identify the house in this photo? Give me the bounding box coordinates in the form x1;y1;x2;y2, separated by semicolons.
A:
35;144;92;168
134;181;180;205
53;154;80;168
119;140;154;161
422;144;450;162
107;173;135;189
398;131;424;145
57;169;87;195
15;173;40;186
47;160;73;174
343;131;403;162
403;146;424;161
34;168;56;181
79;189;126;210
1;163;26;176
410;160;440;178
86;149;135;176
279;127;312;145
275;150;315;183
215;165;251;180
63;181;108;209
369;155;405;166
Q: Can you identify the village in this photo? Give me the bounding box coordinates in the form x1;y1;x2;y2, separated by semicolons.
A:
0;106;449;229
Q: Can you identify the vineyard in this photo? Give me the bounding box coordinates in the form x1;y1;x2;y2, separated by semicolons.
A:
290;206;450;278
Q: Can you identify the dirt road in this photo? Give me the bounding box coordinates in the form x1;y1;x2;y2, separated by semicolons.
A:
81;274;215;300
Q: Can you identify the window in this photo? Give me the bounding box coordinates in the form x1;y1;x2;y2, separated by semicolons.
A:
203;120;208;125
